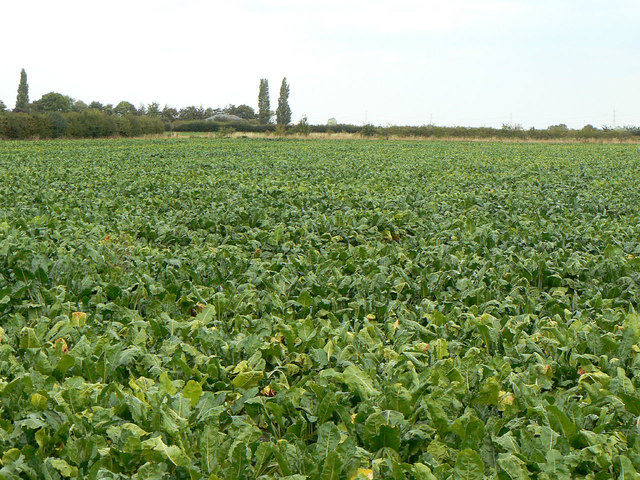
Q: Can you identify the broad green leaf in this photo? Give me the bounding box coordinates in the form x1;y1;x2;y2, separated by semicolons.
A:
383;383;413;416
473;377;500;405
618;456;640;480
545;405;578;441
412;463;438;480
132;462;168;480
604;244;623;259
433;339;448;359
254;442;273;475
320;451;342;480
451;410;485;449
55;354;75;375
429;311;448;327
48;458;78;478
142;436;190;467
454;449;484;480
159;371;178;395
122;423;149;437
183;380;203;407
30;393;47;410
2;449;21;465
363;410;403;452
195;304;216;323
426;401;451;435
35;429;49;449
497;453;531;480
232;370;264;389
297;290;314;307
317;422;342;457
343;365;375;399
540;449;571;480
19;327;40;349
618;392;640;416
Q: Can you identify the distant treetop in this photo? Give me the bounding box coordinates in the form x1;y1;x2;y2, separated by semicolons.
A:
15;69;29;112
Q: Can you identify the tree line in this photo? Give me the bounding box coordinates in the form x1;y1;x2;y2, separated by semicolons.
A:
1;70;293;139
2;69;639;141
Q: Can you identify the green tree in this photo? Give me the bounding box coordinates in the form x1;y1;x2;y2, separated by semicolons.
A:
162;105;178;122
547;124;569;138
102;104;115;115
178;105;206;121
361;124;380;137
72;100;88;112
88;101;104;111
114;101;137;116
15;69;30;112
276;77;291;126
258;78;271;124
147;102;161;117
33;92;74;113
224;104;256;120
0;100;6;112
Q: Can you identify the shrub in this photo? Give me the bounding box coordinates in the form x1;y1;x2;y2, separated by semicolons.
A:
5;113;39;139
0;111;162;139
360;124;379;137
0;115;8;139
115;117;132;137
128;116;142;137
293;116;311;136
47;112;68;138
216;126;235;138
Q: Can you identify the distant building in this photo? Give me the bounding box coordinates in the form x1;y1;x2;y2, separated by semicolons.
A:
205;113;246;122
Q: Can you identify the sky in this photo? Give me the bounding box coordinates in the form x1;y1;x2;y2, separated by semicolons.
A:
1;0;639;128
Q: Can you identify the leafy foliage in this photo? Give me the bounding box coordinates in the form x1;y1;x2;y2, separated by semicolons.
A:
15;68;29;112
32;92;74;113
258;78;271;125
276;77;291;126
0;112;163;139
0;139;640;479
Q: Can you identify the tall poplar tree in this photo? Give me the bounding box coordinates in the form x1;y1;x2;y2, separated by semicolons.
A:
15;69;30;112
276;77;291;126
258;78;271;124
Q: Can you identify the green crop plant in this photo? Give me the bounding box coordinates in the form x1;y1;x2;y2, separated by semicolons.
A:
0;138;639;479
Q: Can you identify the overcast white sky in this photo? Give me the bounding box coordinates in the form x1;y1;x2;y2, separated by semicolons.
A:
1;0;639;128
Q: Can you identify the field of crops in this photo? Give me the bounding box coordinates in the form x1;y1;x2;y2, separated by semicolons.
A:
1;138;640;479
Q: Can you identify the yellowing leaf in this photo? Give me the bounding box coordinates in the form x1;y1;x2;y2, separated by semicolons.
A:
71;311;87;326
351;468;374;480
